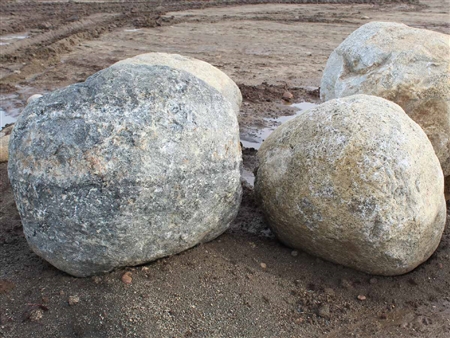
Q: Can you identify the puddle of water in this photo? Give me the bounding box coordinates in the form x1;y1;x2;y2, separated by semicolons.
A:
240;101;318;186
0;91;24;125
0;86;45;129
0;33;29;46
240;101;317;150
242;168;255;186
1;108;17;130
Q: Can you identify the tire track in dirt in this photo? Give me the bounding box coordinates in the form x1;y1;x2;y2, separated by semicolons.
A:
0;0;421;14
0;14;123;60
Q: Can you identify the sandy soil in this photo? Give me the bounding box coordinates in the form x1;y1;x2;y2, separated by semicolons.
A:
1;1;449;337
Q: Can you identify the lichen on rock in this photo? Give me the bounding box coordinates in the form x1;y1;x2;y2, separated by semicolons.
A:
8;62;242;277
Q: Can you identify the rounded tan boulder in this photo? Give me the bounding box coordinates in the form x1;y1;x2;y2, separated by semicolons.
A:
0;124;14;163
255;95;446;276
320;22;450;177
115;52;242;116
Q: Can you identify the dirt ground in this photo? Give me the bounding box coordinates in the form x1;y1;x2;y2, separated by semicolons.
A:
1;1;450;337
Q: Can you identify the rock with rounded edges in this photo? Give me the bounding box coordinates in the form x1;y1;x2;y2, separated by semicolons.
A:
255;94;446;276
115;52;242;116
0;124;13;163
320;22;450;177
8;62;242;277
27;94;43;104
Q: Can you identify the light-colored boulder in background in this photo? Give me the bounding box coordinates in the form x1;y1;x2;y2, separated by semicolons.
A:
8;62;242;277
1;95;42;163
0;124;13;163
320;22;450;177
255;94;446;276
27;94;43;104
115;52;242;116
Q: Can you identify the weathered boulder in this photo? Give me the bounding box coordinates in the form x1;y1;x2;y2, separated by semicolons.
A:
27;94;43;104
8;63;242;277
320;22;450;177
1;94;43;163
115;52;242;116
255;95;446;276
0;124;13;163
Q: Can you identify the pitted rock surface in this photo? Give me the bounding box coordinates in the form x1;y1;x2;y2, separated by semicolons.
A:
320;22;450;177
255;95;446;276
8;63;242;277
115;52;242;116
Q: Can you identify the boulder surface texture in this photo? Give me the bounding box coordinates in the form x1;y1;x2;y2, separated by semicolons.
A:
255;95;446;276
8;62;242;277
320;22;450;177
115;52;242;116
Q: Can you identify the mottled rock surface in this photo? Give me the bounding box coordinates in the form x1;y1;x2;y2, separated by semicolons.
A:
115;52;242;116
255;95;446;276
320;22;450;177
8;63;242;277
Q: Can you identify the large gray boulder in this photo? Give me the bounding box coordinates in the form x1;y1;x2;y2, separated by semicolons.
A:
255;95;446;276
320;22;450;177
115;53;242;116
8;63;242;277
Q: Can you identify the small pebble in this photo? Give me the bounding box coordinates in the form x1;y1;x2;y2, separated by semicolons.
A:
29;308;44;322
68;295;80;306
260;262;267;269
291;250;298;257
369;278;378;285
121;271;133;284
357;295;366;301
282;91;293;101
294;317;304;324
